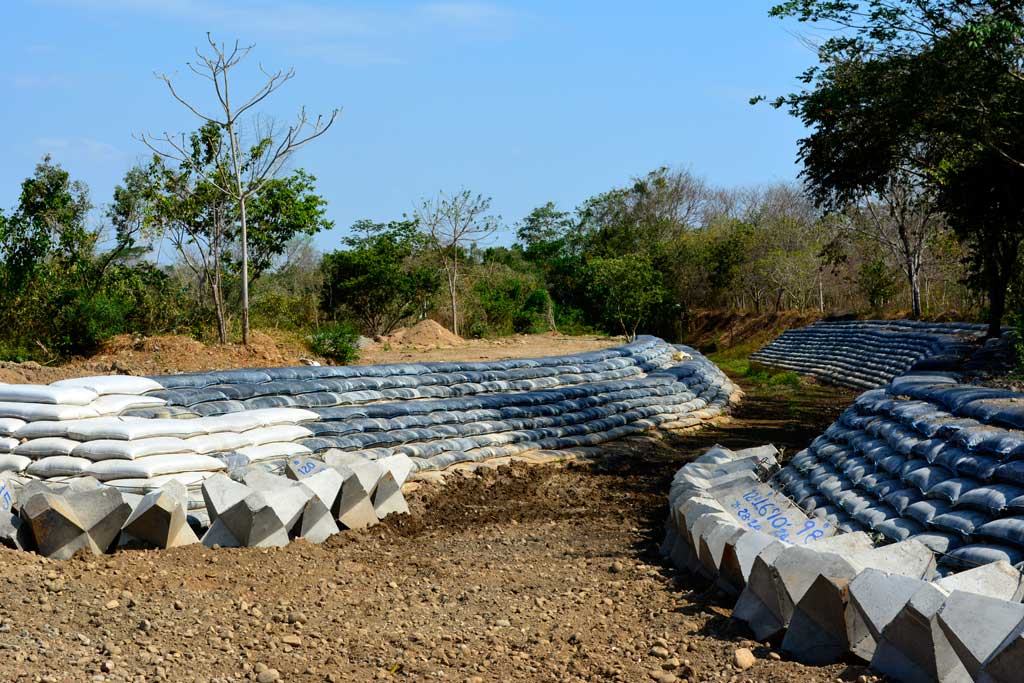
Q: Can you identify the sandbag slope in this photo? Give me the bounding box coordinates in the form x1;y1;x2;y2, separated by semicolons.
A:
750;320;988;389
771;371;1024;573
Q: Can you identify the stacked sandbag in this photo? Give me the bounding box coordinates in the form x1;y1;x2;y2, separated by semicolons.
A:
138;336;679;417
664;443;1024;680
0;337;739;545
771;371;1024;574
750;320;989;389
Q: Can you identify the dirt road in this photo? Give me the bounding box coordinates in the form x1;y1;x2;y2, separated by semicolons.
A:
0;378;869;683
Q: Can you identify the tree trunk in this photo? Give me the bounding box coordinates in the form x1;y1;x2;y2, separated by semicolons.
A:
447;253;459;337
905;255;922;319
239;193;250;346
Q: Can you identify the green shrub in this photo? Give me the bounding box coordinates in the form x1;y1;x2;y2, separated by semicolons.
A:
307;322;360;364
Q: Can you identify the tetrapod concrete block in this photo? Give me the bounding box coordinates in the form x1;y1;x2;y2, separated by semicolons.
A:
334;465;379;530
697;518;746;581
869;562;1024;683
734;533;872;641
848;569;930;662
122;480;198;548
373;455;412;519
781;573;853;665
295;468;342;543
20;486;131;559
983;622;1024;682
937;590;1024;680
285;455;329;481
719;530;779;593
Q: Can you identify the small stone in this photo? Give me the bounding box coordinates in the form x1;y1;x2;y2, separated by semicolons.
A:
609;561;624;574
649;646;670;659
256;669;280;683
281;634;301;646
733;648;755;671
494;619;511;628
104;600;119;610
768;652;781;661
101;661;114;673
662;657;680;670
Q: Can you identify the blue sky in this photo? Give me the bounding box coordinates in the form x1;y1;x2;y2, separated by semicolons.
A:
2;1;815;250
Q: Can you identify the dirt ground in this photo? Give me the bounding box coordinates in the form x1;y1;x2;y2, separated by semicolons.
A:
0;373;867;683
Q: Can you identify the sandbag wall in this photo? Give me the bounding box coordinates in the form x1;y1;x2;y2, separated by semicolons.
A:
0;337;739;556
772;373;1024;575
749;320;988;389
663;444;1024;681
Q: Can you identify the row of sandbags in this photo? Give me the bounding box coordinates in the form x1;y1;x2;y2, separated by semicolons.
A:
771;372;1024;573
136;336;676;417
749;320;984;389
0;340;739;520
664;444;1024;681
0;453;413;558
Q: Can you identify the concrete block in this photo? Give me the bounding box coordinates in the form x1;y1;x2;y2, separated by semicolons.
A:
122;480;198;548
734;533;872;641
718;530;779;592
781;573;853;665
373;455;413;519
848;569;929;661
871;582;971;683
284;455;329;480
334;466;378;530
20;486;131;559
983;624;1024;683
935;560;1024;601
937;590;1024;680
697;518;745;579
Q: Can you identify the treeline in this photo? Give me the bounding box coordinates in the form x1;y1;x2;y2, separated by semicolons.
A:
0;156;981;362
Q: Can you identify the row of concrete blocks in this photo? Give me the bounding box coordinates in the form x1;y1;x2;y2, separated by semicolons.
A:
0;454;411;559
662;444;1024;682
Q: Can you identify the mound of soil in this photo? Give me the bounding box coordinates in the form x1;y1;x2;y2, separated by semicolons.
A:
385;319;465;348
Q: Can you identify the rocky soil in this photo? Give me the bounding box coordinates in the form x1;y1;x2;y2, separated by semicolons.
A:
0;377;873;683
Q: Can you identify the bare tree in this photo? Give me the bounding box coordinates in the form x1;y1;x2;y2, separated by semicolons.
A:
139;33;338;344
844;172;942;318
415;190;499;337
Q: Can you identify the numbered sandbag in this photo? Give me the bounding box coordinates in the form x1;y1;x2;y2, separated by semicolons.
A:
72;437;196;461
0;384;96;405
86;453;227;481
51;375;164;396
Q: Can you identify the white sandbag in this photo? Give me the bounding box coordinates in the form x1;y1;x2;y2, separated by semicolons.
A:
0;437;19;453
0;453;31;473
72;437;196;461
105;470;216;493
0;384;97;405
51;375;163;396
15;437;81;458
0;402;100;422
13;420;74;439
202;412;266;433
68;417;206;441
86;453;226;481
246;408;319;426
88;394;166;416
185;432;253;454
26;456;93;477
0;418;25;436
242;424;313;446
236;442;312;463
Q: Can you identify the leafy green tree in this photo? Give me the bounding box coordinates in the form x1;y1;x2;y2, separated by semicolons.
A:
587;254;667;340
320;219;440;336
125;124;331;343
767;0;1024;335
